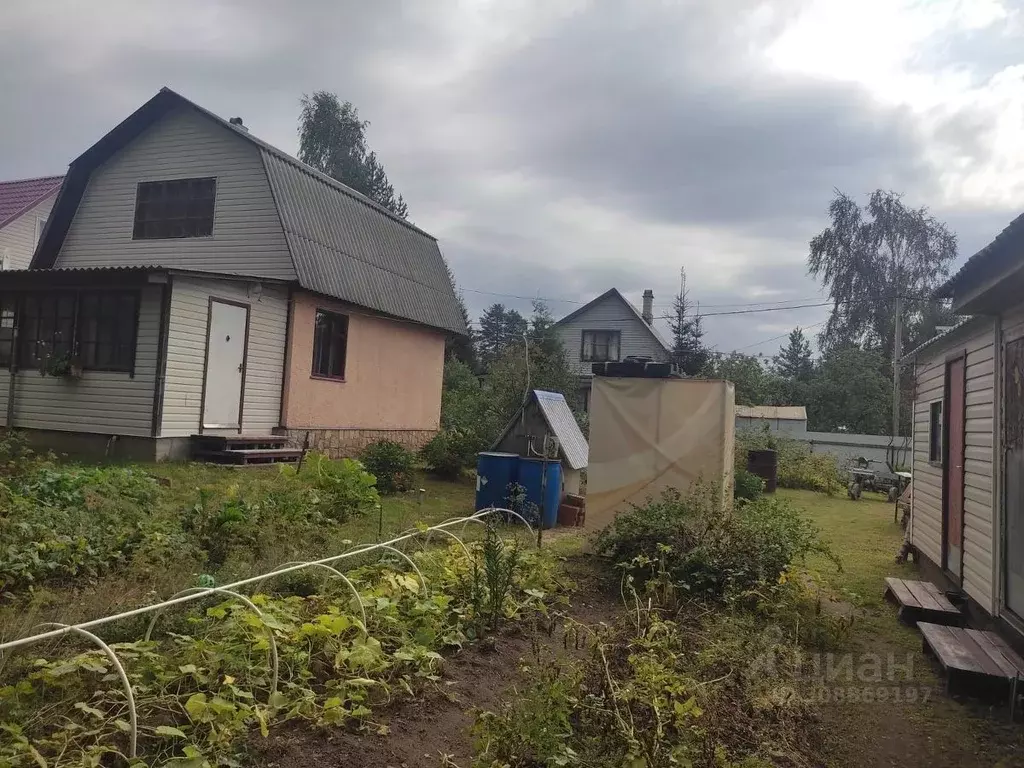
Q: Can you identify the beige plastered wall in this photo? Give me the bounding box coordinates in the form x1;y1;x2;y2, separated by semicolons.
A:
281;291;445;431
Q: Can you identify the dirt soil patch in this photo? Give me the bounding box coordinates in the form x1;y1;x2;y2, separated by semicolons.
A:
250;555;620;768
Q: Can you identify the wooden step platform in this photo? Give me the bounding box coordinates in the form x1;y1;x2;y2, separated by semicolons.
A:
191;434;301;465
920;622;1024;700
884;577;964;626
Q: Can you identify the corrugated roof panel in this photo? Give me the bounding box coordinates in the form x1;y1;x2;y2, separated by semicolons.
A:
735;405;807;421
263;150;464;333
534;390;589;470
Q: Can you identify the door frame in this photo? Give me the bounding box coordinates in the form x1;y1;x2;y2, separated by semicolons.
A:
941;351;967;584
198;297;251;434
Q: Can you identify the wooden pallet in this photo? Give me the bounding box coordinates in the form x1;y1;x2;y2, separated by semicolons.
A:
884;577;963;626
920;622;1024;700
194;447;303;465
191;435;301;465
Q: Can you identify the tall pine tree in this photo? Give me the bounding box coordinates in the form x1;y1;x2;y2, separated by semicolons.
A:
774;327;814;382
476;303;528;369
669;269;710;375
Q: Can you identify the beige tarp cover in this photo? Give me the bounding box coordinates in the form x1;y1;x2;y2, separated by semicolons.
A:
586;377;735;533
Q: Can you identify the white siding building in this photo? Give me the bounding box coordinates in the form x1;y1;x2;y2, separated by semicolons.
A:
553;288;672;409
0;176;62;271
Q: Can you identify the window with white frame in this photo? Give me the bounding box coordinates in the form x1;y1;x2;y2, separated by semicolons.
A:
581;329;621;362
35;215;47;245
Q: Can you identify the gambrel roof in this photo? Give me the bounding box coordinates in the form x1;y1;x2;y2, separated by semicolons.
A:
31;88;466;335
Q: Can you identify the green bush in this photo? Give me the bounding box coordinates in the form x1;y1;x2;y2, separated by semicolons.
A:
595;485;836;602
359;439;414;494
420;428;479;479
288;452;380;521
733;467;763;501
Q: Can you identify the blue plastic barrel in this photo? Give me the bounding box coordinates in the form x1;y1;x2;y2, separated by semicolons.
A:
475;452;520;511
517;458;562;529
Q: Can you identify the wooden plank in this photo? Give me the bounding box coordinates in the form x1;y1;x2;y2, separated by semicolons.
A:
904;580;945;611
955;630;1009;677
984;632;1024;672
920;623;986;674
884;577;917;606
966;630;1023;678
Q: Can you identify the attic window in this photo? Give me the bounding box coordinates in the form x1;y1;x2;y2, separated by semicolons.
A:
582;330;621;362
133;177;216;239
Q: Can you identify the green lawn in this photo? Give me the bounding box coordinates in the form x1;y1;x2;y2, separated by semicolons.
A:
780;488;1024;767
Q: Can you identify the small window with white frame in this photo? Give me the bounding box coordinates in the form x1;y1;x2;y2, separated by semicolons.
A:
35;215;47;245
928;400;943;463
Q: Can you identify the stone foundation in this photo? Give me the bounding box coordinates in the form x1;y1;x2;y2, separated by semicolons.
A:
276;428;437;458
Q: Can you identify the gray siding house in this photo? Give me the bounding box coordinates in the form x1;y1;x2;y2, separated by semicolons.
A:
0;176;62;271
0;88;466;460
904;211;1024;643
553;288;671;409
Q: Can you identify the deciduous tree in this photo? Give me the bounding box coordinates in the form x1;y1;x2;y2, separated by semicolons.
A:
298;91;409;218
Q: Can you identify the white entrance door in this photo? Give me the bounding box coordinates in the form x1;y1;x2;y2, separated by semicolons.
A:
202;300;248;430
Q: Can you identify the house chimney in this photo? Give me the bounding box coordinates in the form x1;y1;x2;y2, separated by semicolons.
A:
229;117;248;132
642;289;654;324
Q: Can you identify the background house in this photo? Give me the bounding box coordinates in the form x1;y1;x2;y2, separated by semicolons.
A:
905;211;1024;643
0;175;62;270
553;287;671;410
0;88;465;461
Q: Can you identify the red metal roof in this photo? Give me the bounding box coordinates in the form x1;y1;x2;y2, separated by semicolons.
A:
0;175;64;230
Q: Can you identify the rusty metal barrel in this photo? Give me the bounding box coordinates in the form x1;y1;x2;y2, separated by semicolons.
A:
746;449;778;493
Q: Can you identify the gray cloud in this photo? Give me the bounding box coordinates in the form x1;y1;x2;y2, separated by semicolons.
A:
0;0;1018;354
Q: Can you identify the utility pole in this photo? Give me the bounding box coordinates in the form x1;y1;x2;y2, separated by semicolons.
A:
892;294;903;437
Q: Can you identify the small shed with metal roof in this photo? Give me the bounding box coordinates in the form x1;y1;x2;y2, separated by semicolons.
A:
735;405;808;437
492;389;589;496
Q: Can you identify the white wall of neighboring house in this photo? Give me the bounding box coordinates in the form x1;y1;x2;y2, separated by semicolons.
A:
555;293;669;378
0;194;56;271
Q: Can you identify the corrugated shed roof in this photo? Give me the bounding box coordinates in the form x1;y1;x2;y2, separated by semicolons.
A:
31;88;466;335
735;405;807;421
936;211;1024;299
0;175;63;229
534;390;589;470
261;152;463;333
900;316;979;361
491;390;589;470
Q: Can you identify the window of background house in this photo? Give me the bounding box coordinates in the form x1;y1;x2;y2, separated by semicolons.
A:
133;177;216;240
35;215;47;245
929;400;943;463
312;309;348;379
0;296;15;367
16;290;138;372
581;329;621;362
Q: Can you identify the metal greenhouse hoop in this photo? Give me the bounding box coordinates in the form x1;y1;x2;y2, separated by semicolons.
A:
251;562;368;631
143;587;280;702
30;623;139;760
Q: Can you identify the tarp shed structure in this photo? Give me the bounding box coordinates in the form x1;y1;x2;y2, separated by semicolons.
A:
586;377;735;533
492;390;589;496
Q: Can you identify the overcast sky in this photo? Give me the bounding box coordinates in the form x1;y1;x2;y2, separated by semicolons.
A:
2;0;1022;354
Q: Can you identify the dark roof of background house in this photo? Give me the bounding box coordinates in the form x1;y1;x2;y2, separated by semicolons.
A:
936;212;1024;299
0;175;63;229
553;287;672;353
32;88;466;336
